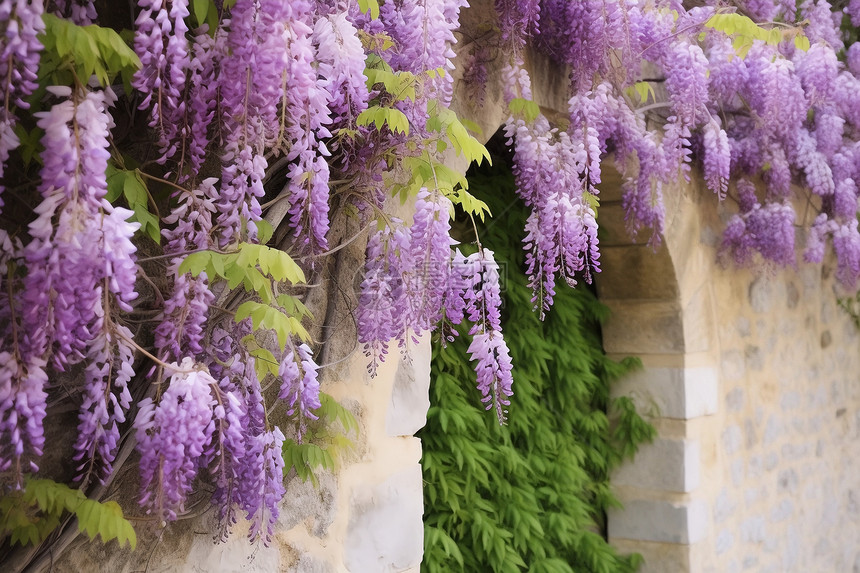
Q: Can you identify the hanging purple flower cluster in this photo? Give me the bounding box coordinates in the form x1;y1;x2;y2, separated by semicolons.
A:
506;112;600;317
0;0;43;207
276;0;334;253
279;342;321;441
462;249;513;423
0;84;140;487
492;0;860;286
155;179;218;363
357;189;458;372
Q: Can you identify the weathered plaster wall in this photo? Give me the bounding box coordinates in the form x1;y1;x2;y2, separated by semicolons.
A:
602;171;860;572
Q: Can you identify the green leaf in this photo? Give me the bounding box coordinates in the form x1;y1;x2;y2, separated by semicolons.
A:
794;34;810;52
178;251;211;276
629;81;656;104
508;98;541;122
357;0;380;19
257;219;274;244
40;14;141;87
192;0;211;26
356;106;410;135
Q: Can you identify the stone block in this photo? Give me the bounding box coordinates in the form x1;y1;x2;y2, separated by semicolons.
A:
344;466;424;572
612;438;700;492
682;287;713;354
608;499;708;544
716;530;734;555
611;366;718;420
763;416;782;445
596;245;678;300
777;469;798;494
722;425;742;455
740;516;766;543
713;489;735;523
602;300;685;354
721;350;746;381
749;277;784;313
386;339;431;436
725;387;745;412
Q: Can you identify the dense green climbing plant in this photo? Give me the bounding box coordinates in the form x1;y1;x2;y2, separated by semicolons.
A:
420;154;655;573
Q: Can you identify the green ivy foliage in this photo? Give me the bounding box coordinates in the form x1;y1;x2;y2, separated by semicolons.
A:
419;154;656;573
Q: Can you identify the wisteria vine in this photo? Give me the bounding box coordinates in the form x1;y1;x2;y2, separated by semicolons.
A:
2;0;860;552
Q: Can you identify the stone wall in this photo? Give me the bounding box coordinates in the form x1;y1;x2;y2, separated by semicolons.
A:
601;169;860;572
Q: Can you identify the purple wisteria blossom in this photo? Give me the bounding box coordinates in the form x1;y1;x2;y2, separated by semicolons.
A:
52;0;96;24
216;0;281;245
720;181;796;267
0;0;44;208
703;120;730;198
136;360;217;523
409;190;456;331
275;1;334;252
132;0;193;169
5;87;139;485
506;104;600;317
357;220;413;375
278;343;321;441
495;0;540;48
73;325;135;486
462;249;513;423
156;179;218;362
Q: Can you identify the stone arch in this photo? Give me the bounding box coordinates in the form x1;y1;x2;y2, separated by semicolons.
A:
449;31;722;569
596;170;719;572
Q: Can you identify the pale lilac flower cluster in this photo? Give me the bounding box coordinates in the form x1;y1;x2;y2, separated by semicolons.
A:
663;41;709;128
137;347;283;544
247;428;286;545
132;0;194;169
357;190;458;372
799;0;842;51
376;0;467;127
279;0;334;252
73;326;135;485
217;0;280;245
25;88;138;367
807;215;860;286
357;221;411;375
179;27;221;180
720;180;796;267
4;87;139;482
212;345;285;545
537;0;632;90
52;0;96;25
156;179;218;362
0;351;48;482
314;13;369;127
0;0;44;207
136;361;218;522
505;95;601;316
409;190;457;330
495;0;540;47
278;343;321;440
568;83;611;186
703;120;730;198
462;249;513;423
